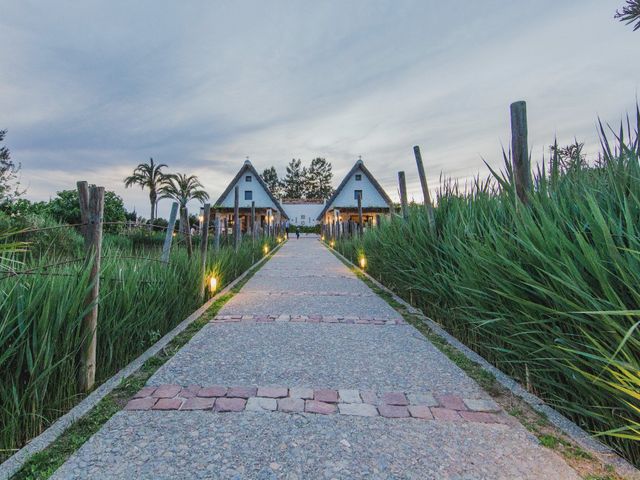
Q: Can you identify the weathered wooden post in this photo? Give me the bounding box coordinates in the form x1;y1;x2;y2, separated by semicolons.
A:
357;192;363;236
233;186;240;251
77;181;104;392
199;203;211;298
376;214;381;227
250;201;256;240
266;208;272;237
335;209;340;239
510;101;531;204
214;211;221;252
413;145;436;229
398;171;409;220
161;202;179;263
180;205;193;257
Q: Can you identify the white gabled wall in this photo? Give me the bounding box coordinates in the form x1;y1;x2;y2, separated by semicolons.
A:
218;167;279;210
330;166;388;208
283;203;324;226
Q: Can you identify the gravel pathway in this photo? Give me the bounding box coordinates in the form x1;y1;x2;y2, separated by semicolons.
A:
52;237;580;479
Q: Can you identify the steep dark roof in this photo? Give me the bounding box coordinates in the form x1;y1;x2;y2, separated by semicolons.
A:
316;159;393;220
214;160;288;219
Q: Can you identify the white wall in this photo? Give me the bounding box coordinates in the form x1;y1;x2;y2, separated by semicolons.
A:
218;168;279;210
330;166;388;209
283;203;324;226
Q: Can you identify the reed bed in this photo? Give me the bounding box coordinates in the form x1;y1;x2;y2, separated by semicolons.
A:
0;233;276;459
334;116;640;466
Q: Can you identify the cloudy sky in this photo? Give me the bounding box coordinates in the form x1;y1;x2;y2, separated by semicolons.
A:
1;1;638;218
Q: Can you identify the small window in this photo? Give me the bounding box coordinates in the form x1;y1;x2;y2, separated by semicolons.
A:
354;190;363;200
244;190;253;200
245;175;252;182
355;174;362;181
301;214;306;219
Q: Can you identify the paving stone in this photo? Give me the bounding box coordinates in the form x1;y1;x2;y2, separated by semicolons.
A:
459;411;505;424
381;392;408;406
436;394;467;411
152;398;182;410
151;384;181;398
408;405;434;420
277;397;305;413
314;389;338;403
257;386;288;398
289;387;314;399
463;398;501;412
214;397;246;412
338;389;361;403
124;397;157;410
197;385;227;397
338;403;378;417
246;397;278;412
133;386;156;399
360;390;378;405
378;404;410;418
305;400;337;415
407;392;438;406
226;386;257;398
431;407;462;421
180;397;215;410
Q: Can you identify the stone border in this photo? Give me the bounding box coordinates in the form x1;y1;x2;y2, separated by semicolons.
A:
212;314;406;325
326;243;640;478
0;242;285;480
125;384;509;424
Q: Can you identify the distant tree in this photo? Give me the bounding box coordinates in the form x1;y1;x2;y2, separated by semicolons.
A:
305;158;334;199
283;159;305;199
616;0;640;30
261;166;284;199
159;173;209;243
0;130;25;204
48;189;127;228
124;158;167;222
550;141;586;172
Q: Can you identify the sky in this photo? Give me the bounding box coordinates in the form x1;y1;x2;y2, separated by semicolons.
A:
1;0;638;218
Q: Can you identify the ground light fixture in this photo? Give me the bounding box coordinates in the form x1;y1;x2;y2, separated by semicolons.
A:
330;240;335;248
321;235;325;241
359;256;367;269
263;245;269;254
209;276;218;292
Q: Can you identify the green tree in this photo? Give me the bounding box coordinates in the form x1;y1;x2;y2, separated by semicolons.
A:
0;130;25;204
616;1;640;30
260;166;284;199
283;159;305;199
124;157;167;222
47;189;127;228
305;157;334;199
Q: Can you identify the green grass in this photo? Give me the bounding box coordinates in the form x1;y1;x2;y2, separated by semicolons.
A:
330;108;640;467
0;233;278;461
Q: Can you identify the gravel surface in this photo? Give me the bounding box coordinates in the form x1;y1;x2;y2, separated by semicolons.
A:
148;323;487;398
51;411;579;480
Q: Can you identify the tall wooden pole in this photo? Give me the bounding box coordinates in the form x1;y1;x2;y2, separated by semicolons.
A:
267;208;272;237
161;202;179;263
234;186;240;251
251;201;256;240
77;181;104;392
199;203;211;298
214;211;221;252
398;171;409;220
357;192;363;236
180;206;193;257
413;145;436;229
510;101;531;204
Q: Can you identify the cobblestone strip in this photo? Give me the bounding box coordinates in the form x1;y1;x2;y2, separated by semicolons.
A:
126;385;506;424
211;314;406;325
263;291;377;297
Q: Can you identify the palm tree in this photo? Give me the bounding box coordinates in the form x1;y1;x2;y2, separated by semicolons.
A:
124;158;167;222
616;0;640;30
160;173;209;256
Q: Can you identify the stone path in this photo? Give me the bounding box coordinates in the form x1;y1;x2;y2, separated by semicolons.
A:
52;237;580;479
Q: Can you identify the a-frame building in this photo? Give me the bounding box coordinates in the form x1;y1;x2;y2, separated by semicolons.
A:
214;159;288;233
316;159;393;226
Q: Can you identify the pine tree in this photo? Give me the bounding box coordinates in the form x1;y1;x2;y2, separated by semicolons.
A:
305;157;334;199
260;166;284;199
283;159;305;199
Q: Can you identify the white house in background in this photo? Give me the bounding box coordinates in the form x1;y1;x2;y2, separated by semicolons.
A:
214;159;288;232
282;199;324;227
317;159;393;225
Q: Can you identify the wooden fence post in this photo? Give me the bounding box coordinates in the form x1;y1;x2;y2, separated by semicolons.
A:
199;203;211;298
251;201;256;240
266;208;272;238
234;186;240;251
357;192;363;236
77;181;104;392
413;145;436;229
180;206;193;257
161;202;179;263
398;171;409;220
510;101;531;204
214;211;221;252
